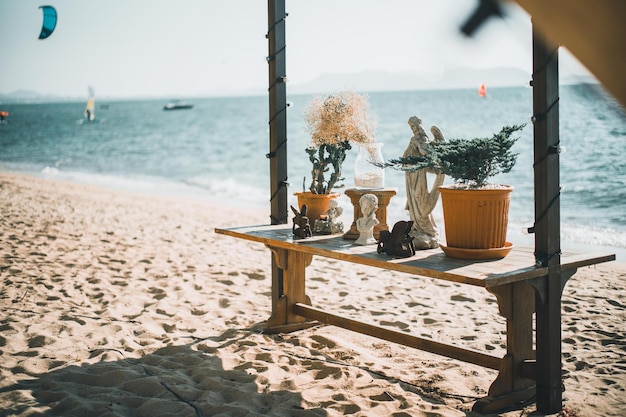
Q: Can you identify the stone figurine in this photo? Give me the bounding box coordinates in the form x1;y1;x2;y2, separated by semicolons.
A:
313;200;344;235
403;116;446;249
355;193;379;245
377;220;416;258
291;205;312;239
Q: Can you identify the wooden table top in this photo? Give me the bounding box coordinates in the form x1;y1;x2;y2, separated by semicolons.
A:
215;225;616;288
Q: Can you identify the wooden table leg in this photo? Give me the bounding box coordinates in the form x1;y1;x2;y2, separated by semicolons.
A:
264;246;316;333
473;281;536;413
527;268;576;413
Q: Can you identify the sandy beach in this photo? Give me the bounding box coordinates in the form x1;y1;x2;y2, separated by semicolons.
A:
1;171;624;417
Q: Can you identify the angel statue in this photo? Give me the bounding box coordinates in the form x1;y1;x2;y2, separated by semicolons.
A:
403;116;446;249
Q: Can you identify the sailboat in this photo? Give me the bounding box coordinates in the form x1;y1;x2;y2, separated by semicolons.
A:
477;83;487;98
84;86;95;122
0;111;9;125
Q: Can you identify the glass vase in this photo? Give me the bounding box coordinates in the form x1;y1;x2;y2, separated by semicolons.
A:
354;143;384;189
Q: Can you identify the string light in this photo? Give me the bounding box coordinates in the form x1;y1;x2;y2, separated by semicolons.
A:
531;97;559;124
533;142;565;167
267;10;289;224
550;144;566;154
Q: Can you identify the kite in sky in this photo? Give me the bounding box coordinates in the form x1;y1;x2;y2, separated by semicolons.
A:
38;5;57;39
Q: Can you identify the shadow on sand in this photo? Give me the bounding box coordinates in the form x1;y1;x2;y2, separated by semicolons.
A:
0;329;327;417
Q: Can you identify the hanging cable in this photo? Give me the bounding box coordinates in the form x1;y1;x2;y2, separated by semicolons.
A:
532;139;564;168
531;97;559;124
528;189;562;267
530;46;558;85
267;76;288;92
266;45;286;63
534;249;562;268
266;138;287;159
269;180;289;203
269;178;290;224
525;186;562;236
267;105;288;128
265;14;288;38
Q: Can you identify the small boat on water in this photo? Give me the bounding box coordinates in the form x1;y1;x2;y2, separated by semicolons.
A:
163;100;194;111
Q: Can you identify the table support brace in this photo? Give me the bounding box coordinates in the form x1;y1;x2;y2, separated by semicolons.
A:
265;245;316;332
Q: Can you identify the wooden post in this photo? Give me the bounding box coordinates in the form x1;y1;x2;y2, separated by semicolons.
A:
267;0;288;308
267;0;288;225
532;24;562;414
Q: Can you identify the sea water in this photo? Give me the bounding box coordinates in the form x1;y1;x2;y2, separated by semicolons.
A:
1;85;625;258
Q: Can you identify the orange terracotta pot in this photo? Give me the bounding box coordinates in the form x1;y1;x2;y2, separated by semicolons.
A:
439;185;513;250
294;192;340;223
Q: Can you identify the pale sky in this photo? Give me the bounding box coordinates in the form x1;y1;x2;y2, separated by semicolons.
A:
0;0;591;99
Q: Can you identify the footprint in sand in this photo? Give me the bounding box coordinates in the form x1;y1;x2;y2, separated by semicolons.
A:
191;309;208;316
162;323;176;333
156;309;174;317
450;294;476;302
28;335;48;348
60;314;86;325
379;320;410;330
369;391;396;402
310;335;337;349
149;287;166;300
243;272;265;280
310;276;329;284
311;362;343;380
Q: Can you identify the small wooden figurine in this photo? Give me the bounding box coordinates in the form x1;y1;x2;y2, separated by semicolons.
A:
291;204;312;239
377;220;416;258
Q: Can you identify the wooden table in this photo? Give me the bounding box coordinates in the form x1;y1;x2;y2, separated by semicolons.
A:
215;224;615;413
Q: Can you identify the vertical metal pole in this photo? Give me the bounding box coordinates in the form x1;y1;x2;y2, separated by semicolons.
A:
267;0;288;312
532;23;562;414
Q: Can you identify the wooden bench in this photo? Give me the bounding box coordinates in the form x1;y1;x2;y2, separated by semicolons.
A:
215;224;615;412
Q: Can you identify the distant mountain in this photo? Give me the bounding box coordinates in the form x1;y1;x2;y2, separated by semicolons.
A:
2;68;598;102
288;67;533;95
288;67;598;96
0;89;79;103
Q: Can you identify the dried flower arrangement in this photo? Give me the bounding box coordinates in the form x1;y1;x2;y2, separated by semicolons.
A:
303;90;376;194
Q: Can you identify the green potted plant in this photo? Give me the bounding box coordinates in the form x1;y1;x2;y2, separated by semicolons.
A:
297;90;377;221
384;123;526;258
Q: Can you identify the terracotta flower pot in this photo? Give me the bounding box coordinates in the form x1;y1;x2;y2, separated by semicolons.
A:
294;192;340;223
439;185;513;251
